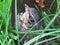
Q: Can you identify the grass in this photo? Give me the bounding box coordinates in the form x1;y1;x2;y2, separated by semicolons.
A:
0;0;60;45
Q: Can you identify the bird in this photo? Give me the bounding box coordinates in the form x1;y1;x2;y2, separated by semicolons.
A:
18;4;43;44
24;4;41;29
18;4;42;31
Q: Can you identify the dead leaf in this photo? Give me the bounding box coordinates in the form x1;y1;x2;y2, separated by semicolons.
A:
35;0;45;8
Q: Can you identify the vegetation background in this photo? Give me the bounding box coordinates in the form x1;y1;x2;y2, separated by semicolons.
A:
0;0;60;45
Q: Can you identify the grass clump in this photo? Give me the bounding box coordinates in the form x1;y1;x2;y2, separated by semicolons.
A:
0;0;60;45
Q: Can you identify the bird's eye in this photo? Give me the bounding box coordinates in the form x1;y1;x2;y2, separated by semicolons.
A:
30;20;34;22
29;15;35;23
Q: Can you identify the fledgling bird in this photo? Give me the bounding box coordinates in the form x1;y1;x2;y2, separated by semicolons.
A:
24;4;42;29
18;4;42;32
18;4;43;45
